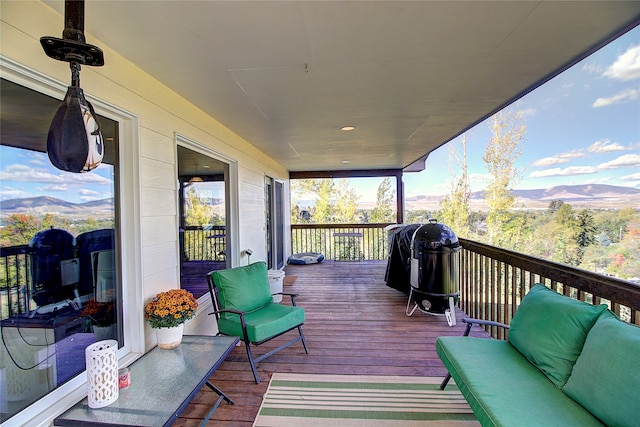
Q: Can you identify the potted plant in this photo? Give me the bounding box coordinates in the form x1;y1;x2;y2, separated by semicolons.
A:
144;289;198;349
82;299;115;340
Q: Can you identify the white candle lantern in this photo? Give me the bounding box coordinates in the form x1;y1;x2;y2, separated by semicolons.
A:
85;339;119;408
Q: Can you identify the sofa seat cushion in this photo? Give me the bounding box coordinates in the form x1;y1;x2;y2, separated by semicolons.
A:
211;261;273;313
436;336;604;427
218;304;305;343
563;310;640;427
508;284;607;388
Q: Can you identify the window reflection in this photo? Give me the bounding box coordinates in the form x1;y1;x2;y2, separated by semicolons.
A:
0;79;120;422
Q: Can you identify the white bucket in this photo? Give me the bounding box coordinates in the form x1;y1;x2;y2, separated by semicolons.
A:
267;270;285;303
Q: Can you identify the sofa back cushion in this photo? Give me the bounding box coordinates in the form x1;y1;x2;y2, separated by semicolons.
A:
563;310;640;427
508;284;607;388
210;262;272;316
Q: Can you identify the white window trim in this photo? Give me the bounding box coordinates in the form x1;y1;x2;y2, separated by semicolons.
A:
0;56;143;427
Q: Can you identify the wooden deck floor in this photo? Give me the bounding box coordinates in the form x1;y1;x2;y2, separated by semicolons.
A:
174;260;488;427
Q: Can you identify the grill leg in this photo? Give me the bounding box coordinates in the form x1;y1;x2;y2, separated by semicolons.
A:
445;296;456;327
405;288;418;316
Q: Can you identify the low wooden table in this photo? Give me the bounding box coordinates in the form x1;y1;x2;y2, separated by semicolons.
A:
54;335;239;427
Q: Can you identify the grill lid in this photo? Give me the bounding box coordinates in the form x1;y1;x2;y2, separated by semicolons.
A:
413;219;459;248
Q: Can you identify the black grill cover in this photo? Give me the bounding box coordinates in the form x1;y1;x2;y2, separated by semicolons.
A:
385;224;421;294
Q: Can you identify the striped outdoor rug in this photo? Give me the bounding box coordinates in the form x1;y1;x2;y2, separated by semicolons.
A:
253;373;479;426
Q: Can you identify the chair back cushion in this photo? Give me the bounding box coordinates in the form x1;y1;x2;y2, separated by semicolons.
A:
563;310;640;427
210;262;272;314
508;284;606;388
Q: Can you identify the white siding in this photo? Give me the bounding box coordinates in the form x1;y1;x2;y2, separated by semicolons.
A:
1;2;290;424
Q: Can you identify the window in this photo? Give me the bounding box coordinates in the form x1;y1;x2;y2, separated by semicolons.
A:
0;78;121;422
0;59;142;426
177;138;238;299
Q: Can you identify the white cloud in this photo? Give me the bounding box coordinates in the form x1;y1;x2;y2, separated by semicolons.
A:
529;166;598;178
43;185;69;192
0;186;30;200
597;154;640;169
619;172;640;181
592;88;639;108
519;108;537;118
532;150;585;167
0;163;112;185
588;139;626;153
582;62;604;75
29;158;48;166
0;164;66;183
603;45;640;81
79;188;100;196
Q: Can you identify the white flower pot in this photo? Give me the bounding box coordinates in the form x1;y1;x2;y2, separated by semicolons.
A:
154;324;184;349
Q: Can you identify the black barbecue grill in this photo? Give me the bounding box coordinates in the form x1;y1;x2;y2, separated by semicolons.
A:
407;219;461;326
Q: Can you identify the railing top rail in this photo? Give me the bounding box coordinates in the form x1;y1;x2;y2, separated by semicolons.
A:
0;244;31;257
291;223;395;230
183;225;226;231
459;237;640;311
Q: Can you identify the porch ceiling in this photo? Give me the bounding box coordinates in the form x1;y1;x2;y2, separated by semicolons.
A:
44;1;640;173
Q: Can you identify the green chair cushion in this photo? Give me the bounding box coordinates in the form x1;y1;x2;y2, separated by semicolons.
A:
218;304;305;343
508;284;606;388
211;261;272;314
436;336;604;427
563;310;640;427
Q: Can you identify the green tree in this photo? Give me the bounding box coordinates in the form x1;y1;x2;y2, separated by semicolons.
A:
548;199;564;213
500;211;535;253
0;214;41;246
184;186;213;226
290;178;359;224
370;177;395;223
551;204;581;266
606;216;640;279
482;110;525;246
440;133;471;237
576;209;596;261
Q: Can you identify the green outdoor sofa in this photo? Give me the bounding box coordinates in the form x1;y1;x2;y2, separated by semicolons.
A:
436;284;640;427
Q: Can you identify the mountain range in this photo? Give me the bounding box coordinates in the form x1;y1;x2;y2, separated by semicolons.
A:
1;184;638;218
0;196;114;218
405;184;640;210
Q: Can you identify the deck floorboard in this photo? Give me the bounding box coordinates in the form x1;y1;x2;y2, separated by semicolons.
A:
174;260;488;426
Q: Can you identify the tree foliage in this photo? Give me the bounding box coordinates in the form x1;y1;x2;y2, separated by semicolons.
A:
291;178;359;224
184;185;224;226
370;177;395;223
482;110;525;246
440;133;471;237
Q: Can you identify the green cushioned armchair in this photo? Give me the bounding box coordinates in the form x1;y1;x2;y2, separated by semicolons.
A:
207;261;309;383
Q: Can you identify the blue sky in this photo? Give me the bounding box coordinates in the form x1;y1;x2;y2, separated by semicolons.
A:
1;27;638;205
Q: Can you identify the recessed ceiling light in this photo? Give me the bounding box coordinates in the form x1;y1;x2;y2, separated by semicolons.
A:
342;160;350;164
341;126;355;131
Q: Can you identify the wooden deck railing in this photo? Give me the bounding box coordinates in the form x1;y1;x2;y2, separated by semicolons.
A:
291;223;393;261
4;224;638;329
458;238;640;339
181;225;227;261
